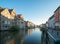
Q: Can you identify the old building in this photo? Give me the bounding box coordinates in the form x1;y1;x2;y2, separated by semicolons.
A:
26;21;35;29
47;6;60;29
14;14;26;29
48;15;55;29
54;6;60;29
0;7;35;30
0;7;16;30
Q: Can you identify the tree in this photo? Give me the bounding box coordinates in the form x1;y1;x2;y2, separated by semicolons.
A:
9;25;20;35
9;25;20;31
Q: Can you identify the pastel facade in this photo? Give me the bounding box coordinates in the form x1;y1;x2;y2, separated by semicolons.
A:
0;7;16;30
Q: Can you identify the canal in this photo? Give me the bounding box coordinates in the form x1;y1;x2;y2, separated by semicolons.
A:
0;28;42;44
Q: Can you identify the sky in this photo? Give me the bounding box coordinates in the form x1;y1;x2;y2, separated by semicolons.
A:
0;0;60;25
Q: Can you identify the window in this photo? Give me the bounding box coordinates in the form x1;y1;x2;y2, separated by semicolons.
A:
59;11;60;14
8;21;10;24
59;16;60;21
2;20;7;24
2;20;5;23
21;22;23;24
5;21;7;24
5;26;8;29
5;26;7;28
0;14;1;17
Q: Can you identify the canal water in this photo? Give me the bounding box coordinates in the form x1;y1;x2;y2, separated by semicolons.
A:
0;28;42;44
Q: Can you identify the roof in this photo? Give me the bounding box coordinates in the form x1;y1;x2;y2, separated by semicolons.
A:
17;14;24;18
49;15;54;20
9;9;13;14
54;6;60;13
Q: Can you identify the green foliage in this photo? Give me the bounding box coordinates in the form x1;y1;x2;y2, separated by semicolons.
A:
10;25;20;31
9;25;20;35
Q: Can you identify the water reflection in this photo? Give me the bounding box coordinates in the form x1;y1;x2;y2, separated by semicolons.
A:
27;29;33;36
23;28;42;44
0;28;42;44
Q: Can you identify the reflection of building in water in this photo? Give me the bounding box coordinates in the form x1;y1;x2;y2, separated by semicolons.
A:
6;38;15;44
27;29;33;36
0;30;25;44
20;39;24;44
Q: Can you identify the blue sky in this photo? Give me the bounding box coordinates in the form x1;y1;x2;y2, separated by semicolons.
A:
0;0;60;25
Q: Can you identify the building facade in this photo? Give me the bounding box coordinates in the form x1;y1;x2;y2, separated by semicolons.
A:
48;15;55;29
14;14;26;29
26;21;35;29
0;7;35;30
0;7;16;30
47;6;60;29
54;6;60;29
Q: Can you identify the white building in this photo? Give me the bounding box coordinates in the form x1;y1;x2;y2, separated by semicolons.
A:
15;14;26;29
48;15;55;29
